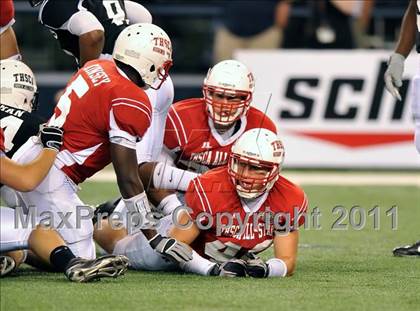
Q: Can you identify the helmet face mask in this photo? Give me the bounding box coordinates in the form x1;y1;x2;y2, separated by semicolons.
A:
203;60;254;126
152;59;173;90
204;86;251;125
113;23;173;90
228;129;285;200
228;154;279;196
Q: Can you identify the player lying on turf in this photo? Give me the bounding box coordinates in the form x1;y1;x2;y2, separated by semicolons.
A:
98;59;277;222
0;127;129;282
94;129;308;277
11;23;191;264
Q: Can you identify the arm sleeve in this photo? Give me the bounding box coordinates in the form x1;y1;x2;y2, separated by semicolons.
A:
66;11;104;36
124;0;153;24
185;177;214;221
109;99;152;149
164;108;183;151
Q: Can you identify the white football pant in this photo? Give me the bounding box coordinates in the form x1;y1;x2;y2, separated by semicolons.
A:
0;207;32;253
113;215;177;271
12;140;95;259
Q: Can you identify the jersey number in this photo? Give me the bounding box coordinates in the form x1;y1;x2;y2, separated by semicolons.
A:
49;75;89;127
1;116;24;152
103;0;126;26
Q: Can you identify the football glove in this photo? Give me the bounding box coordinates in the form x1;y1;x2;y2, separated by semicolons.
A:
148;234;193;265
209;258;247;277
245;256;269;278
384;53;405;101
39;125;64;152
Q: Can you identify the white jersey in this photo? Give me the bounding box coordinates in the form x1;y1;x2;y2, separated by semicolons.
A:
136;75;174;164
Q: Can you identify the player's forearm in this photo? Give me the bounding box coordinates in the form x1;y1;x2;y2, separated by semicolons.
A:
78;30;104;66
0;150;56;191
395;0;417;57
152;162;199;192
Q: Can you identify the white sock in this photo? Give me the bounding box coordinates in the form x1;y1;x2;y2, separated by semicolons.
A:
153;162;199;191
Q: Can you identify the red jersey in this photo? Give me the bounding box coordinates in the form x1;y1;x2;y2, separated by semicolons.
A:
164;98;277;171
0;128;5;153
49;60;152;184
0;0;14;28
185;167;308;262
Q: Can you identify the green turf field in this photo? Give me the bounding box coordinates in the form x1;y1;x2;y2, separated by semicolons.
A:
1;182;419;311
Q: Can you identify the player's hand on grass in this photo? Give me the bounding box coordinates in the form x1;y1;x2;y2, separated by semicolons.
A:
245;256;269;278
148;234;192;264
209;259;247;277
384;53;405;101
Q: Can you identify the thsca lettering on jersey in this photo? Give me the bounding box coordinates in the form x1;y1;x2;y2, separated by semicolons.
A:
190;150;229;166
0;104;25;118
83;64;111;87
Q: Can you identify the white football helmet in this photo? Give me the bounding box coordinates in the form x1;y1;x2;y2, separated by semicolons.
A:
203;60;255;126
0;59;38;112
228;128;285;199
113;23;172;90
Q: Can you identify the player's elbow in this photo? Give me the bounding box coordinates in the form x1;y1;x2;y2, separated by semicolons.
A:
81;30;104;48
15;178;38;192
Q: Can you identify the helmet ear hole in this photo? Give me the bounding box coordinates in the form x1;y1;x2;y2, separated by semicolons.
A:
150;65;155;72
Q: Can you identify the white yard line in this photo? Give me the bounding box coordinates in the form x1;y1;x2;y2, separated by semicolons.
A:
87;171;420;186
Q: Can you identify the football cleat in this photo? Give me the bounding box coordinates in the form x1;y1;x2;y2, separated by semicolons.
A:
65;254;129;283
392;241;420;257
0;255;16;277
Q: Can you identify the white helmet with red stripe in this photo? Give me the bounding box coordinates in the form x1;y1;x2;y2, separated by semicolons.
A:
0;59;38;112
203;60;255;126
113;23;172;90
228;128;285;199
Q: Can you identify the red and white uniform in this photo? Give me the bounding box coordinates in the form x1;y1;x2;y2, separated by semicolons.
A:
50;59;152;184
111;166;307;271
12;59;152;259
164;98;277;171
0;0;15;35
185;167;308;261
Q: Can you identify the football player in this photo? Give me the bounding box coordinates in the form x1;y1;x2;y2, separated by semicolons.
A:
12;23;191;265
32;0;175;190
0;0;20;60
31;0;152;67
104;60;277;220
94;129;308;277
0;59;45;207
0;128;129;282
384;0;420;257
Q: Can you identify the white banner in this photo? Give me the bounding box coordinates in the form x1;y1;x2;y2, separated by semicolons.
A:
236;50;420;168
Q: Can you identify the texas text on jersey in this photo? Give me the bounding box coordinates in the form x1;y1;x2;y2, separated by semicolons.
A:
0;103;44;158
39;0;128;65
48;59;152;184
164;98;277;172
185;167;308;263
